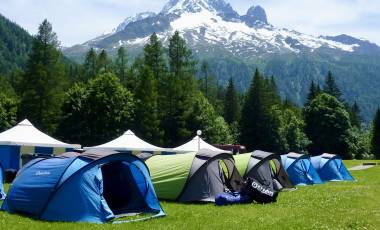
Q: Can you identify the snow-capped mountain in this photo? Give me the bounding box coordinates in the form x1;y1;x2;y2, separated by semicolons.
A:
65;0;380;60
63;0;380;122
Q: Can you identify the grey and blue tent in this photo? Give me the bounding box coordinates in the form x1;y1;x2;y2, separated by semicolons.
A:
146;149;243;202
311;153;354;182
234;151;294;191
281;153;323;186
1;150;164;223
0;163;5;200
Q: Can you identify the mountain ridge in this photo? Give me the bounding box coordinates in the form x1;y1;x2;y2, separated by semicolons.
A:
62;0;380;121
65;0;378;59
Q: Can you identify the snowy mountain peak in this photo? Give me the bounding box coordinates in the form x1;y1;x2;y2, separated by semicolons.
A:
116;12;156;33
161;0;238;19
243;5;268;25
65;0;380;61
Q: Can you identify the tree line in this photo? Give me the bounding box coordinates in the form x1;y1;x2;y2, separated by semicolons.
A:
0;20;379;159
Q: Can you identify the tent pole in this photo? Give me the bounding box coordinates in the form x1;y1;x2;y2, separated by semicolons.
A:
197;130;202;151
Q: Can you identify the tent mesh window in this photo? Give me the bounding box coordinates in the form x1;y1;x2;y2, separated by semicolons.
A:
220;158;244;192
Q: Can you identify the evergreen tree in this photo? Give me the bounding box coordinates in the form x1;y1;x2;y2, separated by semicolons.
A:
306;80;321;105
324;71;342;100
168;31;195;78
143;33;167;83
97;49;112;74
224;78;240;125
304;93;352;158
115;47;128;82
18;19;66;133
163;31;196;146
201;60;210;99
134;65;163;145
83;48;98;80
266;76;281;105
240;69;282;152
371;108;380;159
197;65;224;116
143;33;168;122
58;73;135;146
349;101;362;128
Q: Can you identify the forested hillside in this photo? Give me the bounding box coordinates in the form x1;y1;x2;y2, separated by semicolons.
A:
0;14;33;76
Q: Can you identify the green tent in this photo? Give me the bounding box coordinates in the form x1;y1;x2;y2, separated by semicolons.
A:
146;149;243;202
234;151;293;191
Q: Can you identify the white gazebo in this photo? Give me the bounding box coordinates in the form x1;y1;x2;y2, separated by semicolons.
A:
173;134;230;153
84;130;167;155
0;119;80;170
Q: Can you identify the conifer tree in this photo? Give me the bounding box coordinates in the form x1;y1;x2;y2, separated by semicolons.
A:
143;33;168;122
83;48;98;80
134;65;163;145
18;19;66;133
97;49;111;74
168;31;195;78
224;78;239;125
349;101;362;128
240;69;282;151
115;47;128;82
324;71;342;100
163;31;196;146
371;108;380;159
143;33;167;83
201;60;210;99
265;76;281;105
306;80;321;105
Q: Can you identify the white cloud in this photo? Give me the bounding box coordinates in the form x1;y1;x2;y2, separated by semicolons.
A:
0;0;379;46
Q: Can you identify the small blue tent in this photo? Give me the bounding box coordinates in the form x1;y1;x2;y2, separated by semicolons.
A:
1;150;165;223
0;163;5;200
311;153;354;182
281;153;323;186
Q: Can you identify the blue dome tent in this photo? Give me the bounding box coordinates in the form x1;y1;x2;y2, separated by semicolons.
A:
0;163;5;200
311;153;354;182
281;153;323;186
1;150;165;223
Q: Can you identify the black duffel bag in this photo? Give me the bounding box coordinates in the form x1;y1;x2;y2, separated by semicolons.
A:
241;177;279;204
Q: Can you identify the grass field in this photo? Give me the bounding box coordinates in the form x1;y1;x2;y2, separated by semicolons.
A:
0;160;379;229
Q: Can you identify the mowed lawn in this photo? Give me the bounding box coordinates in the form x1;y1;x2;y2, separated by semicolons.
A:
0;160;379;230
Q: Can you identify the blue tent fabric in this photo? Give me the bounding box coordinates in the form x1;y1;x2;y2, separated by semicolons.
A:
0;146;20;170
311;154;354;182
1;152;165;223
281;153;323;186
0;145;75;171
0;163;5;200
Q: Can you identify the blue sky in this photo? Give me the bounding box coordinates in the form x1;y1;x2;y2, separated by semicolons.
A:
1;0;379;46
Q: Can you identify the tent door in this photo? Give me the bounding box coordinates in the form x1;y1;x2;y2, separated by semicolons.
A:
101;162;148;216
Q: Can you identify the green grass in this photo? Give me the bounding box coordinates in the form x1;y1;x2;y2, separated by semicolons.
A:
1;160;379;229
